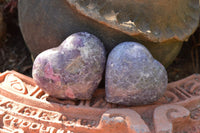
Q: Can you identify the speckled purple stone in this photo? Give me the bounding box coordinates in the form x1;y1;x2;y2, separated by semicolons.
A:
32;32;106;100
105;42;168;106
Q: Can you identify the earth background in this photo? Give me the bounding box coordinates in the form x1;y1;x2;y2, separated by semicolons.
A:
0;0;199;83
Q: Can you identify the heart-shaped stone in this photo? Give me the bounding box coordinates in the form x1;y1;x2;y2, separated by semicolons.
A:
32;32;106;100
105;42;168;106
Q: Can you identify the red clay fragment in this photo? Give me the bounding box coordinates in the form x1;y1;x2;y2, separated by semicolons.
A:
154;104;190;133
0;71;200;132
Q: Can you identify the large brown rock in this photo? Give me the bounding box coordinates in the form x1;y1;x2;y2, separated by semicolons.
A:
18;0;200;67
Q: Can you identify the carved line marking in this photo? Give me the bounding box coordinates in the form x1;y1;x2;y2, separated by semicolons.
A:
175;87;192;98
10;117;23;129
0;97;63;123
0;97;98;129
18;106;38;117
2;114;75;133
40;124;54;132
189;83;200;95
0;101;15;110
28;86;40;96
3;72;200;110
183;80;196;92
164;91;179;103
180;75;200;96
156;91;179;104
190;107;200;120
19;121;31;130
3;74;28;94
1;74;47;101
2;72;200;132
32;89;45;99
168;88;186;101
1;73;120;109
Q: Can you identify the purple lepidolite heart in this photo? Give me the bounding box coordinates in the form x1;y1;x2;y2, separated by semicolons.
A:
32;32;106;100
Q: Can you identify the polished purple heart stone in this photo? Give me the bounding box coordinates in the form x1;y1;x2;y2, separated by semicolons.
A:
106;42;168;106
32;32;106;100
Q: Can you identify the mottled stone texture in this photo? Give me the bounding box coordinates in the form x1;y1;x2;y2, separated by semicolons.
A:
106;42;168;106
32;32;106;100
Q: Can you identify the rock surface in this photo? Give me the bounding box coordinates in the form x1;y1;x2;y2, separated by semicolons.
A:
18;0;200;67
106;42;168;106
32;32;106;100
